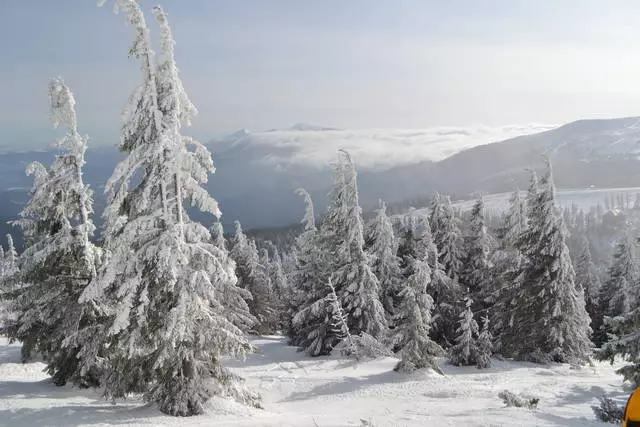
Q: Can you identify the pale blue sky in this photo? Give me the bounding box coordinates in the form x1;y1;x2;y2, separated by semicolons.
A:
3;0;640;147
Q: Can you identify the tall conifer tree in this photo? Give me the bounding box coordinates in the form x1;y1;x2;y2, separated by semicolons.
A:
81;2;259;415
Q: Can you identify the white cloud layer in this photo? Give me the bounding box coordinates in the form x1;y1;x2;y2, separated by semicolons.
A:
216;124;556;170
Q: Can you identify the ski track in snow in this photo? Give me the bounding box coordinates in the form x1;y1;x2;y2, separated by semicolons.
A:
0;336;630;426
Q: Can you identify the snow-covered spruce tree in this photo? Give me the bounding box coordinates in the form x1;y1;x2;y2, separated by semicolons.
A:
496;175;540;355
230;220;251;279
210;221;255;333
562;207;572;231
332;150;387;341
409;210;457;349
318;154;348;270
366;199;403;317
460;196;492;311
427;197;463;347
449;297;479;366
594;234;637;347
413;210;438;268
500;188;527;246
491;188;527;350
268;246;288;303
428;194;443;247
6;77;102;386
0;245;11;330
396;209;420;281
295;152;387;354
432;195;463;282
281;248;297;278
326;274;390;361
0;234;19;330
230;221;275;334
4;234;18;277
503;162;592;364
255;244;278;333
290;188;337;354
520;169;539;218
429;268;458;348
475;315;493;369
288;189;318;344
598;233;640;384
211;220;226;250
393;250;443;373
326;278;357;356
268;245;290;332
0;246;5;278
574;236;602;344
598;287;640;384
80;2;259;415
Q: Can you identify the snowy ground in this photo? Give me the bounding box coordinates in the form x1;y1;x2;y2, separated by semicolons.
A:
0;336;631;426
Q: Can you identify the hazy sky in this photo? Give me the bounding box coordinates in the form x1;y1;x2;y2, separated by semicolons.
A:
3;0;640;147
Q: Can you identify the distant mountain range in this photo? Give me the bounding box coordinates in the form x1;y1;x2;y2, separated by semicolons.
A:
1;118;640;247
417;116;640;196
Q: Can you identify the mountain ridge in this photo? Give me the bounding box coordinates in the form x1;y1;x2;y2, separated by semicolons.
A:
1;117;640;246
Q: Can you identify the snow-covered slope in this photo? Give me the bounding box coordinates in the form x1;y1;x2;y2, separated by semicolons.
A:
0;336;627;426
402;117;640;202
450;187;640;214
514;117;640;160
211;124;554;170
